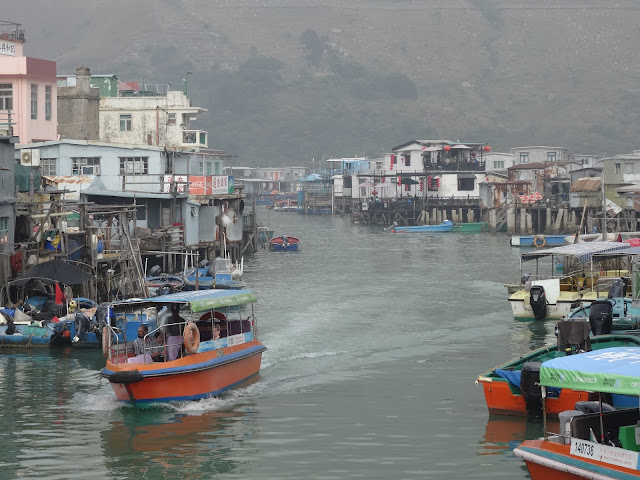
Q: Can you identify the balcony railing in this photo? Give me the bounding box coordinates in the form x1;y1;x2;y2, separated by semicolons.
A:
0;110;15;136
182;129;208;148
424;161;485;172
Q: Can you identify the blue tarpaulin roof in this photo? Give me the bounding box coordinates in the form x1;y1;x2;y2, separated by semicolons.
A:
521;241;630;263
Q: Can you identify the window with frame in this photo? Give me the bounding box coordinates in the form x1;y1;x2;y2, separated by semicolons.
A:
71;157;101;175
519;152;529;163
0;217;8;235
120;114;132;131
547;152;557;162
0;83;12;110
198;160;203;175
167;113;176;125
457;176;475;191
403;154;411;167
215;162;220;175
615;163;621;174
493;161;505;169
206;162;212;175
40;158;57;176
45;85;52;121
119;157;148;175
625;163;634;175
31;84;37;119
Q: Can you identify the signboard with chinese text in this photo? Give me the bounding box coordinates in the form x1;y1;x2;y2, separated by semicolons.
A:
211;175;234;195
163;175;234;195
0;40;15;56
162;175;186;193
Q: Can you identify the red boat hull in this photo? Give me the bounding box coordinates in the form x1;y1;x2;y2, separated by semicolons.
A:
479;378;592;416
515;439;640;480
106;340;265;403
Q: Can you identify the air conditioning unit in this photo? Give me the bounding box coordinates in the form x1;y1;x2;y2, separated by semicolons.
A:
20;150;32;165
20;149;40;166
81;165;101;175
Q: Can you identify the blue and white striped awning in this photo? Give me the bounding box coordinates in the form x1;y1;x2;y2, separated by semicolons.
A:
521;241;630;263
591;245;640;261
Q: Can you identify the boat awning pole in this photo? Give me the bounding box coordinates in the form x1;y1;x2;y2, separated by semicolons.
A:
542;386;547;440
599;393;605;443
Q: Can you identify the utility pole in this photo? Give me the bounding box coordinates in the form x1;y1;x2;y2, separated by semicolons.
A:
602;166;607;238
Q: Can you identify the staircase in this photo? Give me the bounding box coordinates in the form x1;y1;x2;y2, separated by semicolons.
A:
495;201;512;232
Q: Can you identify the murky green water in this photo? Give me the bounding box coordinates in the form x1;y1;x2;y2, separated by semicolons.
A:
0;210;558;479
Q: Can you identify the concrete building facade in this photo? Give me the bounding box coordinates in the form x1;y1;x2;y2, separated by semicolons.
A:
57;66;100;140
0;23;57;144
99;86;207;150
511;146;568;165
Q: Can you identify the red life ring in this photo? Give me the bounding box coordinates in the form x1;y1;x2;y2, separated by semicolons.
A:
184;323;200;354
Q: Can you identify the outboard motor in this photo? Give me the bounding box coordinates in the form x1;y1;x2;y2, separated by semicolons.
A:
529;285;547;320
94;303;113;329
148;265;162;277
575;400;616;414
588;300;613;336
608;279;626;299
520;362;543;418
73;312;92;343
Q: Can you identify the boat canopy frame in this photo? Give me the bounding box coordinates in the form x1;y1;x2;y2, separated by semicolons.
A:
518;242;630;287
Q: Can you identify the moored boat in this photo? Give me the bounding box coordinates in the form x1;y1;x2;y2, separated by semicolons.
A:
452;222;490;232
510;234;571;248
387;220;454;233
182;257;246;290
507;242;630;321
270;235;300;251
101;289;266;404
1;259;94;347
513;346;640;479
476;329;640;417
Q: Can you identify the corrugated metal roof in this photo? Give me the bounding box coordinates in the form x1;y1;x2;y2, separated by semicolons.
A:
43;175;95;185
521;241;629;263
570;177;601;192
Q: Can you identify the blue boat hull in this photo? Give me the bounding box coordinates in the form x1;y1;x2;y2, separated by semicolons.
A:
510;235;568;247
271;243;299;251
0;324;55;347
389;220;454;233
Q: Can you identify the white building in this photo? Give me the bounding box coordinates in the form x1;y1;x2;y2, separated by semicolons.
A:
99;85;207;150
485;151;515;173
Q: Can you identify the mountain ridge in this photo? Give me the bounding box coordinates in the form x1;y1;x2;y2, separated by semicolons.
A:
11;0;640;165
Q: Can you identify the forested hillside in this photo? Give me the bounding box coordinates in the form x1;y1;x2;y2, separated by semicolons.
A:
13;0;640;165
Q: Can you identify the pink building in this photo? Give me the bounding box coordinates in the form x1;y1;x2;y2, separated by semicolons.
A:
0;22;57;144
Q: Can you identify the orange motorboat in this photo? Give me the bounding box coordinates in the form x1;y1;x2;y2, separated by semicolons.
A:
514;347;640;479
476;332;640;417
101;289;266;404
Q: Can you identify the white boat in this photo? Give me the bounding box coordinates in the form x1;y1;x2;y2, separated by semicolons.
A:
507;242;630;320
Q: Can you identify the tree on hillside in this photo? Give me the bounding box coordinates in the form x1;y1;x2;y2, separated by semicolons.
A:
300;29;329;67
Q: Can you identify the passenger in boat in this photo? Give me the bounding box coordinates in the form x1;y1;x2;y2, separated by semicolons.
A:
213;324;221;340
165;304;185;337
154;330;167;361
133;325;161;361
198;321;213;341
